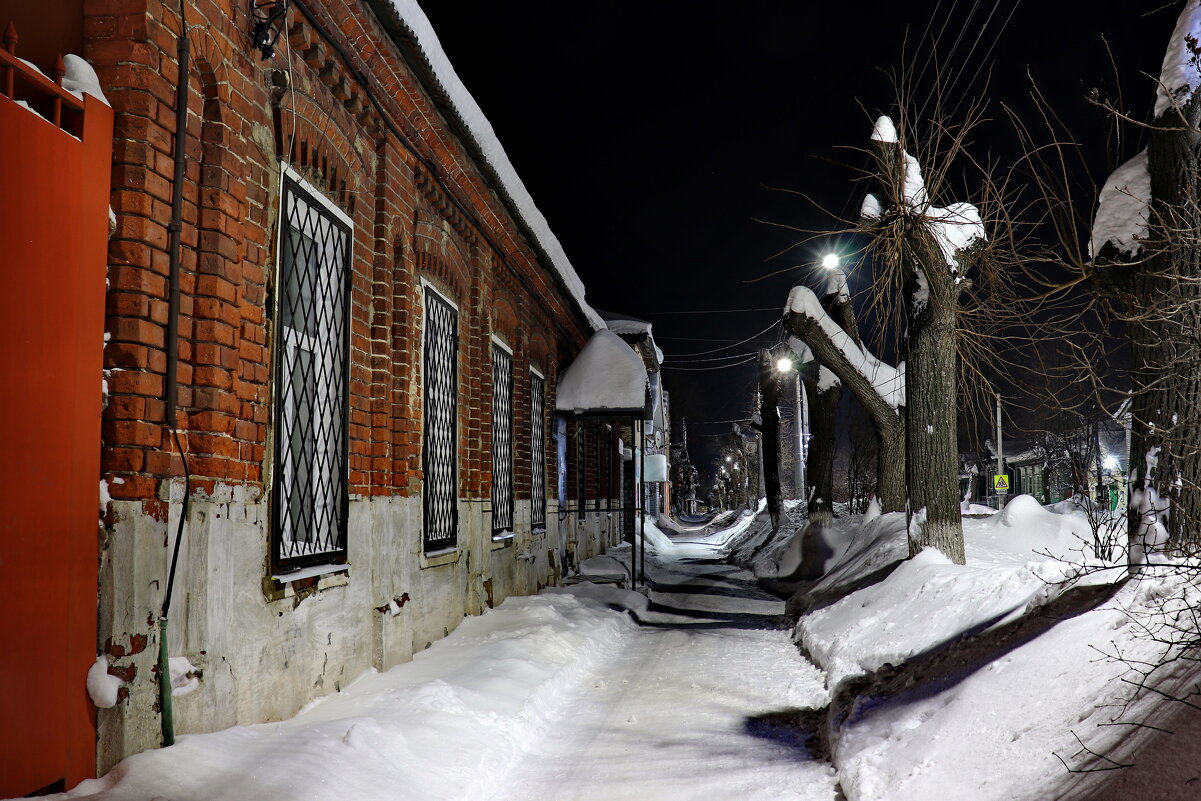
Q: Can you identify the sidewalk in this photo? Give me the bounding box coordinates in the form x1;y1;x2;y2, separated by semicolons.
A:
48;515;835;801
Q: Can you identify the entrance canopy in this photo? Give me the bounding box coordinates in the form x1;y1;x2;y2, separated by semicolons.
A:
555;329;649;416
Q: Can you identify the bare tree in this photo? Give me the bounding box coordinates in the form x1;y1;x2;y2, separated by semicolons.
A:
786;267;906;514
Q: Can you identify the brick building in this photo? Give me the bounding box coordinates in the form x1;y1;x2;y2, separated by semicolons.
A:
0;0;628;790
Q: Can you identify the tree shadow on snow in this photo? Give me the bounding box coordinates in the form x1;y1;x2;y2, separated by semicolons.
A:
613;600;791;631
829;579;1127;731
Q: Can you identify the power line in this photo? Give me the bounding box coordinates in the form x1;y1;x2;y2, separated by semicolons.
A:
667;351;758;365
661;356;758;371
642;307;782;315
666;318;783;358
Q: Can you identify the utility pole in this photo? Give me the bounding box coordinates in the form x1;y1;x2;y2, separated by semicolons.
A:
996;392;1006;507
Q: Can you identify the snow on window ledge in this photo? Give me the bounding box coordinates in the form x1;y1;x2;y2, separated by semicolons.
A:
420;547;461;570
490;531;515;548
264;562;350;602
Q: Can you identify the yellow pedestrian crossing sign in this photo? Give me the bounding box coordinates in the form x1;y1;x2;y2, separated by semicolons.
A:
993;475;1010;492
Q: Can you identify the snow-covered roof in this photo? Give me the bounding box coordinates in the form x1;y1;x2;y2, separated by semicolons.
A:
555;330;649;415
368;0;605;331
597;310;664;367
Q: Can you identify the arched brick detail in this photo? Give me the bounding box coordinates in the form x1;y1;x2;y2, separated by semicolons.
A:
276;90;371;214
528;329;550;374
492;295;519;348
187;26;230;117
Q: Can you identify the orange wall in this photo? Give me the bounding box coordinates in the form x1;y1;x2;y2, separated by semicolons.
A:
0;91;112;796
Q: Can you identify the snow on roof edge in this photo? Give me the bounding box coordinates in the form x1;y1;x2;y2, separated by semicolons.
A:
372;0;605;332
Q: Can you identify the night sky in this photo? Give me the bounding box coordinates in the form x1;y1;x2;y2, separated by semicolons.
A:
422;2;1179;476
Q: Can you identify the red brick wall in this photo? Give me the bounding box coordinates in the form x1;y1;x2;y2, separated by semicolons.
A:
88;0;592;512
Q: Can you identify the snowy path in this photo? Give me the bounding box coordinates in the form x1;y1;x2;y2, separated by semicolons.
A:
494;554;836;801
48;518;835;801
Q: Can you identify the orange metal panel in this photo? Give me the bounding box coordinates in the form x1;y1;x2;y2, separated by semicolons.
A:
0;90;111;796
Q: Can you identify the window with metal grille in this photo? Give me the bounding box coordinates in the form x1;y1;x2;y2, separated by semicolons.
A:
530;373;546;529
271;173;352;570
594;425;603;511
491;342;514;534
575;420;586;520
423;287;459;552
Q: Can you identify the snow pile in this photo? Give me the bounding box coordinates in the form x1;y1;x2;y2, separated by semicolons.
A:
169;656;200;697
554;329;648;413
1090;149;1151;258
379;1;604;330
826;265;849;302
1155;0;1201;118
792;495;1200;800
86;656;122;710
864;116;986;271
59;591;639;801
786;286;905;408
62;54;109;105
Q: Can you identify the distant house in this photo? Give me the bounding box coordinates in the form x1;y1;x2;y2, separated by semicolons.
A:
960;413;1129;510
598;310;671;517
0;1;615;793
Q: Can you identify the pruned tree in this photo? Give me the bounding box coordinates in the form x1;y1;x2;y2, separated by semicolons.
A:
856;114;990;564
1089;1;1201;564
786;265;906;514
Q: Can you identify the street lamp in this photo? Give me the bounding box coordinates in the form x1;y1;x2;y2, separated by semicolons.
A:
822;253;840;270
776;357;793;373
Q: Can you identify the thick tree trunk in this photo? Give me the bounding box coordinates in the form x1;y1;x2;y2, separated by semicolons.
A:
758;351;783;530
903;261;965;563
1123;92;1201;559
801;363;839;526
877;422;906;512
785;306;906;513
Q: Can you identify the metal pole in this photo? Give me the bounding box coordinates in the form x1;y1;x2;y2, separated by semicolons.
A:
638;419;647;589
794;372;804;500
996;392;1004;506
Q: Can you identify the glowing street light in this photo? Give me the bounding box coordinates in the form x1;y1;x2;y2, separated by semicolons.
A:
1103;455;1118;470
776;357;794;373
822;253;840;270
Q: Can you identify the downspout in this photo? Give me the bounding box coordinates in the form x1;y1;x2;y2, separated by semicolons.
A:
159;0;192;749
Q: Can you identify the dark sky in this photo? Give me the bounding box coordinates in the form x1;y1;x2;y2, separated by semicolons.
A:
422;2;1179;473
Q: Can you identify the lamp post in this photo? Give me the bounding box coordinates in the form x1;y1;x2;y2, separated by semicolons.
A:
775;355;805;501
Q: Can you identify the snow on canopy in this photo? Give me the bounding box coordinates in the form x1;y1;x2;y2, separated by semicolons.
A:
598;310;665;366
1090;149;1151;259
1155;0;1201;119
555;330;648;414
786;288;905;408
865;116;986;271
377;1;604;331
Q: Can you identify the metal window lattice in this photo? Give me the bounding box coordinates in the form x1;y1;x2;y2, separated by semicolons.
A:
491;345;514;533
530;375;546;528
575;421;586;519
273;177;351;568
423;290;459;551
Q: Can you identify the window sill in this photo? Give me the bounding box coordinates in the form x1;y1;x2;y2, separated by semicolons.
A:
263;563;350;602
491;532;515;550
420;547;461;570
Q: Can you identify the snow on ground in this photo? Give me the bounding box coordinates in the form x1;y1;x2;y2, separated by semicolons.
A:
34;498;1201;801
45;509;835;801
782;494;1201;801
